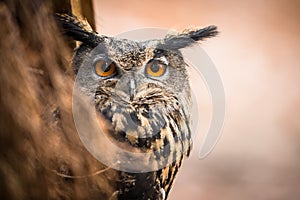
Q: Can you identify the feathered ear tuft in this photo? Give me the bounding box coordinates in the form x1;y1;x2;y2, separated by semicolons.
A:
159;25;218;50
55;13;104;46
181;25;218;41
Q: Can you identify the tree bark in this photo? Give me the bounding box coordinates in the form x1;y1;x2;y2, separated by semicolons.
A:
0;0;117;199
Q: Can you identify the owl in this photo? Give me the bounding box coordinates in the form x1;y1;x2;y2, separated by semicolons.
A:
56;14;217;200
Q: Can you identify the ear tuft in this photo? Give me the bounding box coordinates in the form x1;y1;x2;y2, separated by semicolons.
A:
159;25;218;50
55;13;103;46
181;25;218;41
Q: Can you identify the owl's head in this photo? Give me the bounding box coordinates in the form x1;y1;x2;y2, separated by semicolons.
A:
57;14;217;103
57;14;217;152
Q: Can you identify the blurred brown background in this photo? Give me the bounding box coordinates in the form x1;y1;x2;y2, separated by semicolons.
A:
94;0;300;199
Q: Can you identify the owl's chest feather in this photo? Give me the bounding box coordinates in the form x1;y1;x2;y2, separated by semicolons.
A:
95;91;191;159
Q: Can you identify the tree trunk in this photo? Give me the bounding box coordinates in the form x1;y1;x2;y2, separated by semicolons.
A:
0;0;117;199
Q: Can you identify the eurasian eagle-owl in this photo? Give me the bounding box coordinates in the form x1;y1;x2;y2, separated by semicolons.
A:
57;14;218;200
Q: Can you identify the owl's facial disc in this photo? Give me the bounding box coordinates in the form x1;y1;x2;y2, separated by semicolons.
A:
90;47;171;102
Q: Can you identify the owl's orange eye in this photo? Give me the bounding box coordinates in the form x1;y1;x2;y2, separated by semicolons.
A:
145;60;167;77
94;60;117;77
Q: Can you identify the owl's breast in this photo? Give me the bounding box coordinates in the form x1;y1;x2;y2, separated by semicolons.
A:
94;90;192;161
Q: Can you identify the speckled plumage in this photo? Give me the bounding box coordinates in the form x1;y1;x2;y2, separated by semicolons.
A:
56;14;218;200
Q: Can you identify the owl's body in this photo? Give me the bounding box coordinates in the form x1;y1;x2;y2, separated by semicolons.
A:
57;14;217;199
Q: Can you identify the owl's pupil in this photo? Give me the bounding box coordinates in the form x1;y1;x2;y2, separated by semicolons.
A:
150;63;160;73
101;64;111;72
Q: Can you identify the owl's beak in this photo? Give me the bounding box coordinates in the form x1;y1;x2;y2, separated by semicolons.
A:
129;79;136;101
